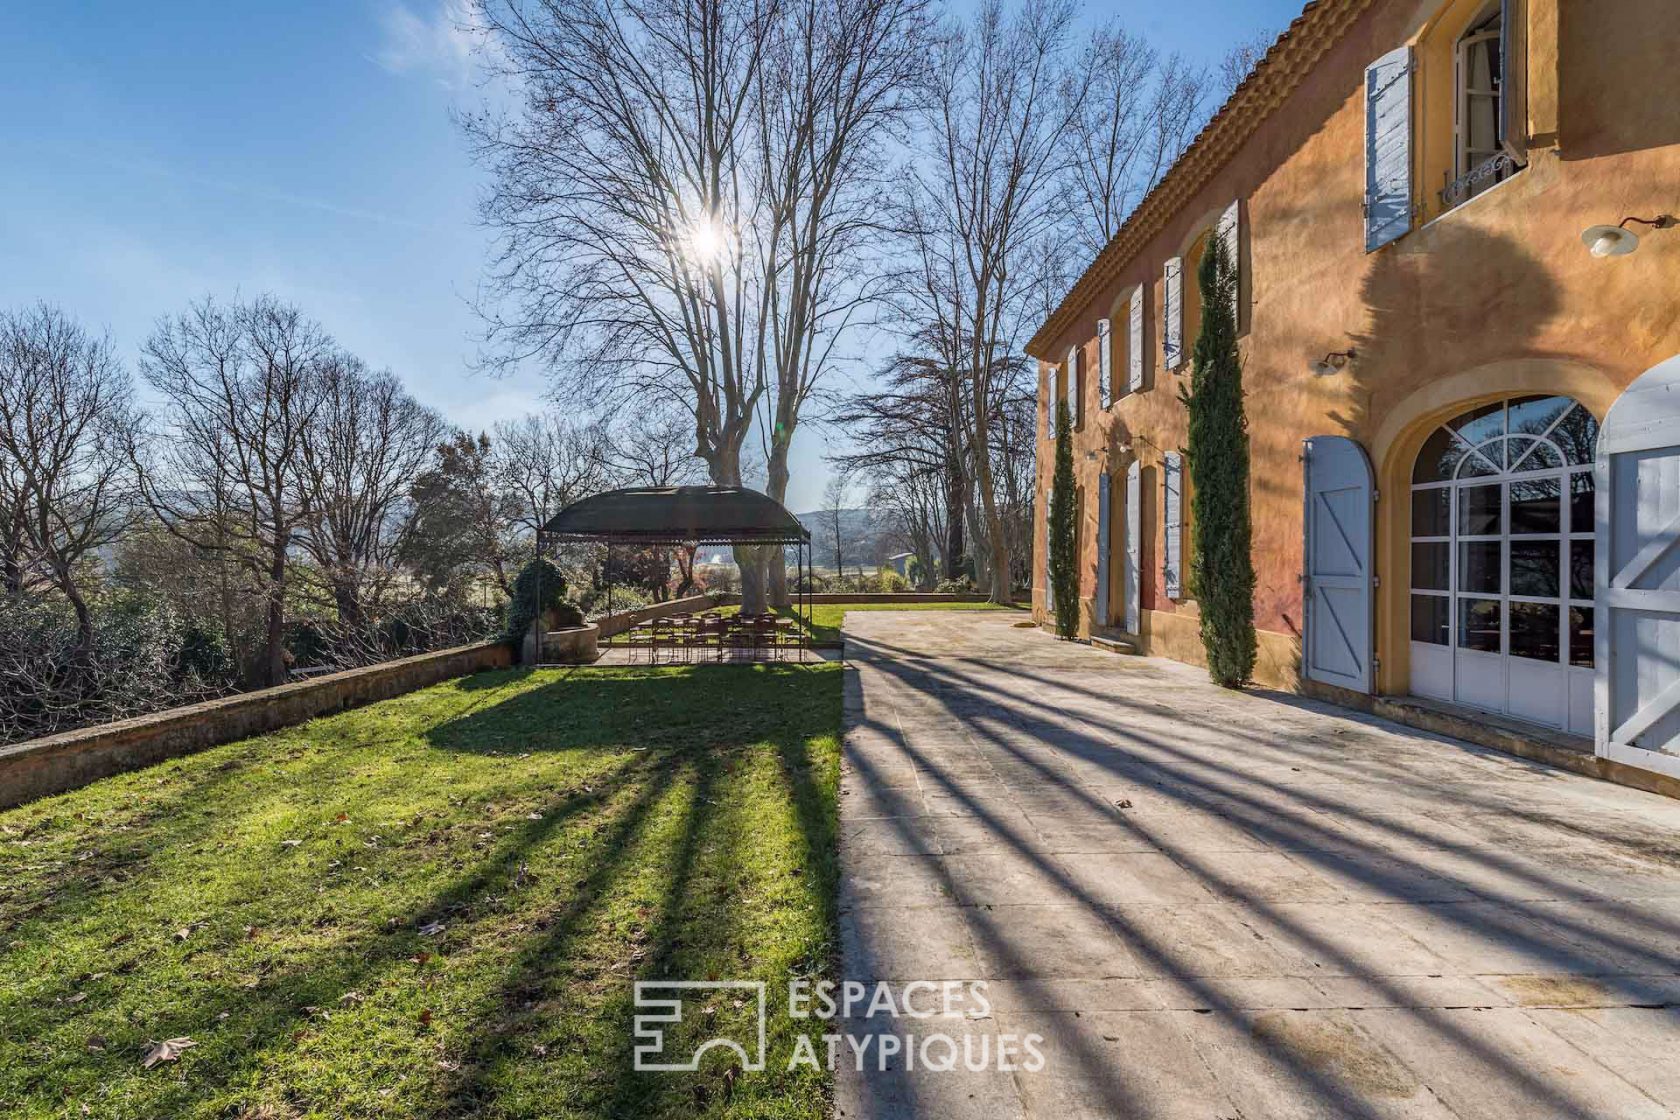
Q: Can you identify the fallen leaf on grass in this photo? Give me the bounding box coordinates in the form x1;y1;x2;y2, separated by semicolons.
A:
418;921;446;937
418;1008;434;1027
64;992;88;1004
140;1037;195;1068
280;840;303;848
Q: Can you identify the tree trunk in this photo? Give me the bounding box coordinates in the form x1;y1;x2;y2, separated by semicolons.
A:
334;580;362;630
709;444;767;615
944;452;965;581
972;454;1014;606
675;545;697;597
765;442;792;608
735;544;768;614
262;548;289;688
64;581;95;659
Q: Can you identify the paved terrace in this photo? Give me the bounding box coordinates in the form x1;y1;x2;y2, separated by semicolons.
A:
837;612;1680;1119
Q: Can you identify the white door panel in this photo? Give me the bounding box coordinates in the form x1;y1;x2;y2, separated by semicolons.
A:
1304;436;1375;693
1124;462;1141;633
1599;355;1680;759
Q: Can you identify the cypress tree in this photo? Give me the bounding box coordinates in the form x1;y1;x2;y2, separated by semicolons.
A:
1048;400;1079;638
1181;235;1256;687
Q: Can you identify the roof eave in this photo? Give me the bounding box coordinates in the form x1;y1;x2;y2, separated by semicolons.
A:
1026;0;1372;360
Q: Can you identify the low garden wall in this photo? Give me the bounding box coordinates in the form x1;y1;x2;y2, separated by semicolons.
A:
0;641;513;810
803;592;988;604
592;592;736;638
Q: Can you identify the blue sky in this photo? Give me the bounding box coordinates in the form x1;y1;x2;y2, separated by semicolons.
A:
0;0;1304;512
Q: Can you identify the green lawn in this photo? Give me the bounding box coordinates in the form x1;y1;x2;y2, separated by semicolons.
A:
717;599;1022;646
0;662;843;1119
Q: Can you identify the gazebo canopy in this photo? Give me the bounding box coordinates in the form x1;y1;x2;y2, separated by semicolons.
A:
542;486;810;545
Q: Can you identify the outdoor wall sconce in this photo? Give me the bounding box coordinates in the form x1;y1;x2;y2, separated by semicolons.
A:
1582;214;1677;258
1310;349;1356;377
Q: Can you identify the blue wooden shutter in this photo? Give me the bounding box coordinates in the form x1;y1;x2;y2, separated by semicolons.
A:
1127;289;1144;392
1364;46;1412;252
1163;259;1184;370
1065;346;1078;425
1499;0;1528;163
1218;200;1241;319
1095;473;1111;622
1097;319;1112;409
1163;452;1183;598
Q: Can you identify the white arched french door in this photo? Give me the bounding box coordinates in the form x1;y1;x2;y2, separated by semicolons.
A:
1408;396;1598;735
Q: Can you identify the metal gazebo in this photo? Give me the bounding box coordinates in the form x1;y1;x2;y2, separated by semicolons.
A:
540;485;813;661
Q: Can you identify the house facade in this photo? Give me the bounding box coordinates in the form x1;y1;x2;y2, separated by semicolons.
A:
1030;0;1680;778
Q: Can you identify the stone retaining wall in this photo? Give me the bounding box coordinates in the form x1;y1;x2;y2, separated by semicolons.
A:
593;593;734;638
803;593;989;604
0;642;513;810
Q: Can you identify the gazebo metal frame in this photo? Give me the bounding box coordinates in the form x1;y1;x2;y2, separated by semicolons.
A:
538;486;814;662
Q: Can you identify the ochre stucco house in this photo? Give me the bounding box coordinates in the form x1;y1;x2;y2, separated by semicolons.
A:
1029;0;1680;781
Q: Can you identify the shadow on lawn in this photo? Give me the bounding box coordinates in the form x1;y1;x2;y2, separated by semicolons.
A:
1;663;842;1120
426;663;837;755
425;661;843;1118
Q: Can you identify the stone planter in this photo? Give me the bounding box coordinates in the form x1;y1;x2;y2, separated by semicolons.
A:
523;623;599;665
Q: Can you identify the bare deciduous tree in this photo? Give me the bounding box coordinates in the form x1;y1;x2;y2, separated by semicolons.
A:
493;411;611;539
134;296;330;687
820;469;851;577
468;0;927;612
832;330;965;580
1064;27;1207;258
899;0;1076;604
300;358;448;626
0;305;137;651
608;406;707;490
1215;29;1277;104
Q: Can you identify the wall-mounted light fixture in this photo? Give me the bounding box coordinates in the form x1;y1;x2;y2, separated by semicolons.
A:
1310;349;1357;377
1581;214;1677;258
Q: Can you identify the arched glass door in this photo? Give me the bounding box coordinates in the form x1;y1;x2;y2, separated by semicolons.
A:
1409;396;1599;734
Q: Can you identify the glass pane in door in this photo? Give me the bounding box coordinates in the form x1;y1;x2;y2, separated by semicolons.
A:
1457;598;1502;652
1509;602;1561;662
1509;477;1561;533
1459;484;1502;535
1509;540;1561;598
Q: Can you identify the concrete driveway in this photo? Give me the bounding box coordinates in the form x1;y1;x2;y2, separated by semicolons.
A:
836;611;1680;1119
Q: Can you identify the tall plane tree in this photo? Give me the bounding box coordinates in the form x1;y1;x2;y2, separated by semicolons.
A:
469;0;927;612
901;0;1075;603
1063;26;1207;258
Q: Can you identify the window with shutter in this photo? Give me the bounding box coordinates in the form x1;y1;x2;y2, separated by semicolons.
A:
1128;289;1144;392
1163;452;1183;599
1065;347;1079;426
1500;0;1528;165
1097;319;1112;409
1365;45;1413;252
1163;259;1184;370
1217;200;1241;321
